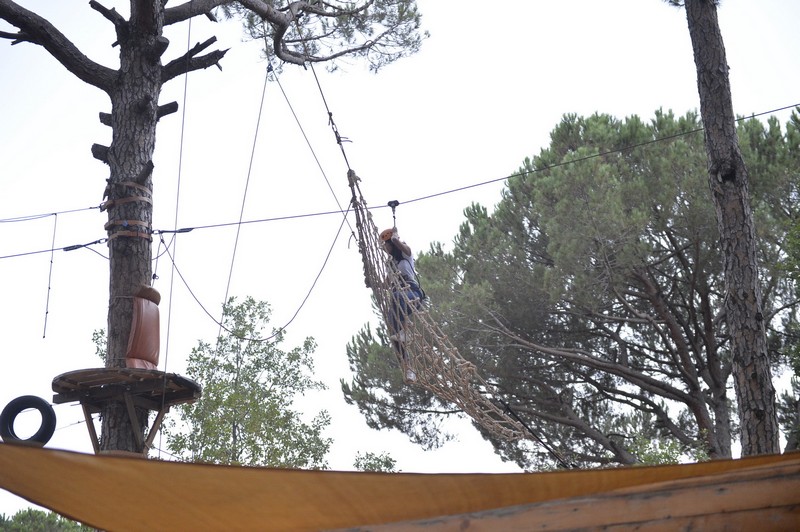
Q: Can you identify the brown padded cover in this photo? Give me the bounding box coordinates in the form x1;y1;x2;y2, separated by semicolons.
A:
125;296;159;370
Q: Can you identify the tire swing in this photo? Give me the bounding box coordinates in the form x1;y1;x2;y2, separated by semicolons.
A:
0;395;57;446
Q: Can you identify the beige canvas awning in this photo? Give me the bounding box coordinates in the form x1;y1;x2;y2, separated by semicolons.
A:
0;444;798;530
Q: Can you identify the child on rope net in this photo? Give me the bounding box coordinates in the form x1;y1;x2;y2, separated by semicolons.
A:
380;227;424;382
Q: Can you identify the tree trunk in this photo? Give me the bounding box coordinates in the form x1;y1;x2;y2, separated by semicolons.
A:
710;388;732;457
99;0;164;453
784;397;800;452
683;0;779;455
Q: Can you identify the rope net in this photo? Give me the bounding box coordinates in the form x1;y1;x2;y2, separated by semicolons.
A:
347;170;531;444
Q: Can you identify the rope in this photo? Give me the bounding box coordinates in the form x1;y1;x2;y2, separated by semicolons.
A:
286;14;568;452
217;62;272;345
333;103;798;458
158;13;195;459
346;170;537;445
42;213;57;338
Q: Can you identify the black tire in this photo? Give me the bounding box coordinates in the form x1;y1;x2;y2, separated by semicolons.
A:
0;395;57;445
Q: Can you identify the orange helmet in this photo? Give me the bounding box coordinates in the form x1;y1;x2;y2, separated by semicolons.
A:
380;228;394;241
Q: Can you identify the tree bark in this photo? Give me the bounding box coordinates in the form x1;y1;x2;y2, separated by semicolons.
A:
683;0;779;455
2;0;419;456
100;0;164;453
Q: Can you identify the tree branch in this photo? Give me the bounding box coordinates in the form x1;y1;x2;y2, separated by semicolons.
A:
236;0;303;65
0;28;30;44
92;143;109;164
156;101;179;121
482;308;694;405
163;0;231;26
162;37;229;82
89;0;125;25
89;0;127;46
234;0;380;67
0;0;116;93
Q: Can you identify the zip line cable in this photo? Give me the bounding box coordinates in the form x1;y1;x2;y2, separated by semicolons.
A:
158;14;195;460
0;205;99;223
3;101;798;240
0;204;368;260
271;62;355;232
159;230;342;343
216;62;273;345
192;53;360;345
3;81;796;464
5;101;797;250
3;59;361;346
0;97;800;286
7;23;791;465
151;233;177;282
399;102;800;207
271;200;352;340
151;56;358;343
292;67;800;471
3;95;799;359
170;21;361;346
195;52;358;347
42;213;58;338
298;60;568;462
2;102;798;264
140;48;356;346
180;56;357;345
306;62;352;172
498;398;575;469
0;239;107;260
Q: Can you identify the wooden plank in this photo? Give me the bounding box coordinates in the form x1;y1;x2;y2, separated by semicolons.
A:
52;368;201;454
349;460;800;531
52;368;166;394
81;404;100;455
144;406;170;451
122;392;145;452
52;369;200;408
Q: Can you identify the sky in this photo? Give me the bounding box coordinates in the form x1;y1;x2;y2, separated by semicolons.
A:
1;0;799;516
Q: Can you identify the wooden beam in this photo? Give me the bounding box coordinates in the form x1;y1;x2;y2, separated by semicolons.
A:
123;392;145;452
91;143;109;163
156;101;178;120
144;406;170;452
81;403;100;454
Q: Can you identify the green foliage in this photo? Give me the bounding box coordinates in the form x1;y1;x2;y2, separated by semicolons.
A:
755;110;800;451
0;509;92;531
773;111;800;450
353;451;397;472
344;109;800;469
627;435;684;466
614;409;709;465
92;328;106;364
777;378;800;451
165;296;331;468
341;323;458;450
219;1;428;72
532;111;712;307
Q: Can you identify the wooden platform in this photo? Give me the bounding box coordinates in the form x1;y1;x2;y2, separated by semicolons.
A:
52;368;201;455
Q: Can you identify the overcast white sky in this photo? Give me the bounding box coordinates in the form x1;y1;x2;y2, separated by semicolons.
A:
1;0;799;516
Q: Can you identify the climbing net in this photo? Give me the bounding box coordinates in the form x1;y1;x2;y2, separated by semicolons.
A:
347;170;532;444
